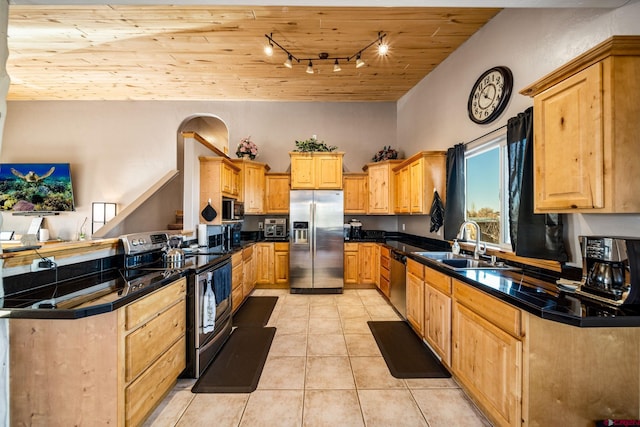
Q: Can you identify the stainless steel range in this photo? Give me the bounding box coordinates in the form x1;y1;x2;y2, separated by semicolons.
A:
120;231;233;378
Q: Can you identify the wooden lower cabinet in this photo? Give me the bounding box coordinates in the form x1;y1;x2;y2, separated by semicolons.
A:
255;242;289;286
343;242;377;286
406;258;424;335
274;242;290;285
231;251;244;311
423;266;452;367
452;279;522;427
379;245;391;296
10;278;187;426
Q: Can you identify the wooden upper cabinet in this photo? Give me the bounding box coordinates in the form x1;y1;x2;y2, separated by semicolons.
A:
290;152;344;189
199;156;241;224
265;173;290;214
364;160;402;215
520;35;640;213
343;173;368;214
232;159;270;214
392;152;446;214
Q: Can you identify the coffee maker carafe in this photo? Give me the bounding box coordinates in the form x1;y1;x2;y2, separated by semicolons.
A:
579;236;640;305
349;219;363;240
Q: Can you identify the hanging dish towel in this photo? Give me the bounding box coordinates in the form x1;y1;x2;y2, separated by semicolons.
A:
202;271;216;334
429;190;445;233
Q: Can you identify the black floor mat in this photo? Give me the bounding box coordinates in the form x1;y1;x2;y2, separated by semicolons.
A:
368;320;451;379
191;326;276;393
233;296;278;327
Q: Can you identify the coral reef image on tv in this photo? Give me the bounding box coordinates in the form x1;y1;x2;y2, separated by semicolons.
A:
0;163;76;212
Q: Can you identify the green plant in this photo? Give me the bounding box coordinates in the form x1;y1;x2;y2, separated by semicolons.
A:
293;137;337;152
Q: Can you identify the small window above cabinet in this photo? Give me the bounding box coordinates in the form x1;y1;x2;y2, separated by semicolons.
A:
520;35;640;213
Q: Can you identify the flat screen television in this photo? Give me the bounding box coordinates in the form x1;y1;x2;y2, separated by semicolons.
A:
0;163;76;212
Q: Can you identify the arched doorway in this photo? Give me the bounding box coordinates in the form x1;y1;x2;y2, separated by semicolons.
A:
177;115;229;234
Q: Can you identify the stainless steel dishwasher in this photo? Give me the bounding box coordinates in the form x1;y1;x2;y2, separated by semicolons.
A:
389;249;407;318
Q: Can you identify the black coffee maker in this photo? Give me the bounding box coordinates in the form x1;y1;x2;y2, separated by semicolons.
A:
579;236;640;305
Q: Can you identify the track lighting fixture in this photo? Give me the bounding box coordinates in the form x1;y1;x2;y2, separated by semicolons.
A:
264;31;388;73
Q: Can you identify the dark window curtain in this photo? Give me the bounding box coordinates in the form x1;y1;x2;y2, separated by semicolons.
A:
444;143;465;241
507;107;568;262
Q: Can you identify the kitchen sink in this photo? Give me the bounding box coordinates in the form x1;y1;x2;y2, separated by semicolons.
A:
412;251;520;271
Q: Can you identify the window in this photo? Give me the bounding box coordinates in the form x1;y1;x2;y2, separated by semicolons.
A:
464;133;510;249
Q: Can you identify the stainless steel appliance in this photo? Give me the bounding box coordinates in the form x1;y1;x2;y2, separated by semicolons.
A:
290;190;344;293
578;236;640;305
120;231;232;378
389;249;407;318
222;197;244;221
264;217;287;239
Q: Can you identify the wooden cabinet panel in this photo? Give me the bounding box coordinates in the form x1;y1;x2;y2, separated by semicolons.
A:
290;152;344;190
358;243;377;284
255;242;274;285
452;302;522;427
521;36;640;213
265;173;290;214
315;153;343;189
454;279;521;338
425;285;451;366
233;160;269;214
344;243;359;285
125;299;186;382
533;64;604;210
243;244;255;296
364;160;401;214
406;269;424;335
125;337;186;427
125;278;186;330
424;266;451;295
394;166;410;213
274;242;289;285
343;173;368;214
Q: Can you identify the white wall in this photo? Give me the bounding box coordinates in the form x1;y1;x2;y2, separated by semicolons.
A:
2;101;396;240
397;3;640;264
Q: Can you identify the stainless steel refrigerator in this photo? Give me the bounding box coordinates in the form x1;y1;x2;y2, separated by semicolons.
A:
289;190;344;293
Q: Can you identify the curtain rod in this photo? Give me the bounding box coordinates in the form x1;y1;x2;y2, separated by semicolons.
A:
463;124;507;147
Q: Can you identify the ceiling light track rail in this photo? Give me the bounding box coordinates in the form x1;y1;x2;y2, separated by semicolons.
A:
264;32;388;73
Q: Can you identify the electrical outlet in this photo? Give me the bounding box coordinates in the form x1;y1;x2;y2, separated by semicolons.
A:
402;223;405;231
258;222;264;230
31;257;55;272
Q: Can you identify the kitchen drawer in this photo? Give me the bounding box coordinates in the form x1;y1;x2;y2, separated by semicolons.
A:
242;245;253;259
453;279;521;338
344;242;358;252
232;262;243;290
407;258;424;279
125;278;186;331
379;276;390;298
380;265;390;281
380;253;390;270
425;266;451;295
125;337;186;427
125;299;186;382
274;242;289;251
231;251;243;266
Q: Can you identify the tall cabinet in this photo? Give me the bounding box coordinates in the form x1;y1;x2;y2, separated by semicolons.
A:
520;35;640;213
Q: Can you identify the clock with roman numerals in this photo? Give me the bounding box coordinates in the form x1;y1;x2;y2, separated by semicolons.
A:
467;66;513;124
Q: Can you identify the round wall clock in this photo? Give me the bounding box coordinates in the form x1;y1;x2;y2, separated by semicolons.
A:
467;66;513;124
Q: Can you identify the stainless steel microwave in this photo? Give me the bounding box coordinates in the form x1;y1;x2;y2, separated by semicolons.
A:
222;198;244;221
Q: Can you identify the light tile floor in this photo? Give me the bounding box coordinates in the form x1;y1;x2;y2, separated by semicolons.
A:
144;288;492;427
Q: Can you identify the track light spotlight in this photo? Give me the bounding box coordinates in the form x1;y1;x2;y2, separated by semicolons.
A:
306;61;314;74
333;59;341;72
284;55;293;68
355;53;365;68
264;42;274;56
378;42;389;56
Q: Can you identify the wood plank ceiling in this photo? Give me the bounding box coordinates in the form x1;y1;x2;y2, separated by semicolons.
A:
6;5;501;101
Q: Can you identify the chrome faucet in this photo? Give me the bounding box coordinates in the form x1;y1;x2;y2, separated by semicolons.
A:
457;221;486;260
